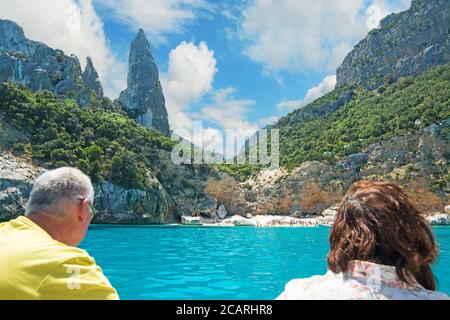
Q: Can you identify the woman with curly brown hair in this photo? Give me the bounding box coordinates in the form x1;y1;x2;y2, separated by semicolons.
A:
277;181;448;300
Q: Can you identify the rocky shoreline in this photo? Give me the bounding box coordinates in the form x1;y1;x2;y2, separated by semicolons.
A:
181;214;319;227
180;206;450;228
1;151;449;227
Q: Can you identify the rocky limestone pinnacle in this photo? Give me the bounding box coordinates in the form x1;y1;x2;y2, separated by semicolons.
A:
118;28;170;136
82;57;104;97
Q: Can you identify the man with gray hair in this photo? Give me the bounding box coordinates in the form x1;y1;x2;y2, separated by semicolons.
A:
0;167;119;300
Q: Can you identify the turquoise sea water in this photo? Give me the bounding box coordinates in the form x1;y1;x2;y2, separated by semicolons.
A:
81;225;450;300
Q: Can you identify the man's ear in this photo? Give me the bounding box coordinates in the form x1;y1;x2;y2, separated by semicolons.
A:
78;198;90;223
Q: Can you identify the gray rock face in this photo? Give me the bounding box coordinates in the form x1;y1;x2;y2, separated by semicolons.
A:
119;29;170;136
0;19;42;55
0;153;44;222
82;57;103;97
0;151;173;224
0;19;103;106
240;119;449;218
196;197;217;218
341;153;369;170
426;213;450;225
217;205;228;219
0;115;220;225
337;0;450;89
93;181;170;224
316;206;339;226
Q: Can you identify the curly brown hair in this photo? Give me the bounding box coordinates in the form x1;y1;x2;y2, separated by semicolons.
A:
328;181;438;290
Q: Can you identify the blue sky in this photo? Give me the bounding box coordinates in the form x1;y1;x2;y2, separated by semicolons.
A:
0;0;412;151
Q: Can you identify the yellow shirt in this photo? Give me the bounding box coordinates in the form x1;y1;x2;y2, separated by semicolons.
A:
0;216;119;300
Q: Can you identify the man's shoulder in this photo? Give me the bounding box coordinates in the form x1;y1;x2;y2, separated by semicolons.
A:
45;243;94;265
1;216;94;265
37;244;119;300
8;228;95;270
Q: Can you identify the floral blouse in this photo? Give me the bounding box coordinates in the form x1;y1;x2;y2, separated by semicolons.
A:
276;260;449;300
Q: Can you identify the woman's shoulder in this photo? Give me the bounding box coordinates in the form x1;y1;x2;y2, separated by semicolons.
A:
278;271;346;300
276;269;450;300
285;271;336;289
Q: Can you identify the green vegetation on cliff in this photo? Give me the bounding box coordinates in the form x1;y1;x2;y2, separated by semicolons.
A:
1;64;449;188
0;83;175;189
227;64;449;181
277;64;449;168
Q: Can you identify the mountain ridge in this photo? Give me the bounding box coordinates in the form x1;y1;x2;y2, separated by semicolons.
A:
0;20;171;136
336;0;449;89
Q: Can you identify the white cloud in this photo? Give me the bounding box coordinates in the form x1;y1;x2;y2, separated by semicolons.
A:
239;0;412;74
200;87;258;133
164;41;217;111
160;41;251;158
96;0;210;44
302;75;337;105
276;100;301;112
202;127;223;151
366;3;389;29
161;41;218;135
366;0;412;29
160;41;265;156
0;0;126;98
277;75;336;112
159;40;269;157
186;87;259;159
258;115;280;127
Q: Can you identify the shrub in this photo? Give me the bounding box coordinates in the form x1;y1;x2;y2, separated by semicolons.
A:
0;82;175;190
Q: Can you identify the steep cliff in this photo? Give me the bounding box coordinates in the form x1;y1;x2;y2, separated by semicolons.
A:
119;29;170;136
228;0;449;219
82;57;103;98
0;19;104;107
218;65;449;219
0;82;221;224
0;19;42;55
0;151;173;224
239;118;449;217
337;0;450;89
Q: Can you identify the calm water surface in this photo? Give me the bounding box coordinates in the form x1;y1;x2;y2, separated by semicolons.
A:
80;225;450;300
